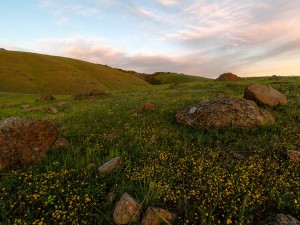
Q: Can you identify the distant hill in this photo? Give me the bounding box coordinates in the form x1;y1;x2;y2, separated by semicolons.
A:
0;50;149;94
118;70;210;85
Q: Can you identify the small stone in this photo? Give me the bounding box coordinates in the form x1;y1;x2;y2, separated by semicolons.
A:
20;104;30;109
40;94;56;101
108;112;114;117
53;138;69;150
142;207;176;225
232;152;246;160
113;193;141;225
98;156;124;175
189;106;198;114
287;151;300;162
57;101;66;106
86;163;96;170
107;132;118;142
141;103;156;112
47;105;59;114
107;191;116;204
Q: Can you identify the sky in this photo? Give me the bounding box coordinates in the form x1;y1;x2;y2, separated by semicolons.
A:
1;0;300;78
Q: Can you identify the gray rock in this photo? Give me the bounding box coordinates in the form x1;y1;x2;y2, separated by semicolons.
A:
176;98;275;129
98;156;124;175
244;84;287;107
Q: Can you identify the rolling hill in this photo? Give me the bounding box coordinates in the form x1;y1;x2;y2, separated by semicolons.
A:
0;50;150;94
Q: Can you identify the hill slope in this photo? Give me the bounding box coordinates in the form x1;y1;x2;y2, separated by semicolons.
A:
0;50;149;94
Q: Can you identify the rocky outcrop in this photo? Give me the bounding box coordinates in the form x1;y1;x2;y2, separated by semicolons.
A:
113;193;142;224
216;72;240;82
0;117;58;170
244;84;287;107
176;98;275;129
98;156;124;175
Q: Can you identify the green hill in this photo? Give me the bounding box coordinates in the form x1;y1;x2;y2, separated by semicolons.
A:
150;72;211;84
0;50;149;94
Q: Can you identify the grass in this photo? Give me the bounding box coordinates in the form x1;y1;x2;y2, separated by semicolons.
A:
0;50;149;94
0;76;300;224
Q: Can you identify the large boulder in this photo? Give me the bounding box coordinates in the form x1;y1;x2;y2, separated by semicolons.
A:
176;98;275;129
244;84;287;107
0;117;58;170
264;214;300;225
216;72;240;82
113;193;142;224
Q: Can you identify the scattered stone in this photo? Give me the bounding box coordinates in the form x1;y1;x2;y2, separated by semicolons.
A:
189;106;198;114
216;72;240;82
0;117;58;170
47;105;59;114
108;111;114;117
287;151;300;162
107;191;116;204
150;135;157;143
57;101;66;106
169;83;185;89
176;98;275;129
40;94;56;101
98;156;124;175
216;92;226;99
142;207;176;225
244;84;287;107
141;103;156;112
232;152;246;160
264;214;300;225
107;132;118;142
20;104;30;109
2;103;14;109
86;163;96;170
53;138;69;150
113;193;141;225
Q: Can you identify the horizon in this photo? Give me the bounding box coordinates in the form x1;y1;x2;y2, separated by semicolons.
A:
1;0;300;78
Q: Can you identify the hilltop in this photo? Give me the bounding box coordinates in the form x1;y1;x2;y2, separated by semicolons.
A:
0;50;150;94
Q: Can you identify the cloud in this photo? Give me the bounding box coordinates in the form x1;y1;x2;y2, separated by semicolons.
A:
156;0;179;6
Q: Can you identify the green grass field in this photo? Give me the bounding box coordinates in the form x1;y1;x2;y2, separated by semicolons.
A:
0;76;300;224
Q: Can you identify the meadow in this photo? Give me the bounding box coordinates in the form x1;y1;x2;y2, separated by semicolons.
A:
0;76;299;224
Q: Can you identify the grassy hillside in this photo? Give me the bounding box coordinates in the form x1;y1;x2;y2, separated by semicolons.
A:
1;77;299;224
151;72;211;84
0;50;149;94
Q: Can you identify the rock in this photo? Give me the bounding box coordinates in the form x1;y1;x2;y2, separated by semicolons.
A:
2;104;14;109
107;191;116;204
141;103;156;112
232;152;246;160
113;193;141;225
142;207;176;225
287;151;300;162
176;98;275;129
216;72;240;82
0;117;58;170
244;84;287;107
86;163;96;170
57;101;66;106
53;138;69;150
107;132;118;142
40;94;56;101
98;156;124;175
20;104;30;109
108;112;114;117
47;105;59;114
264;214;300;225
